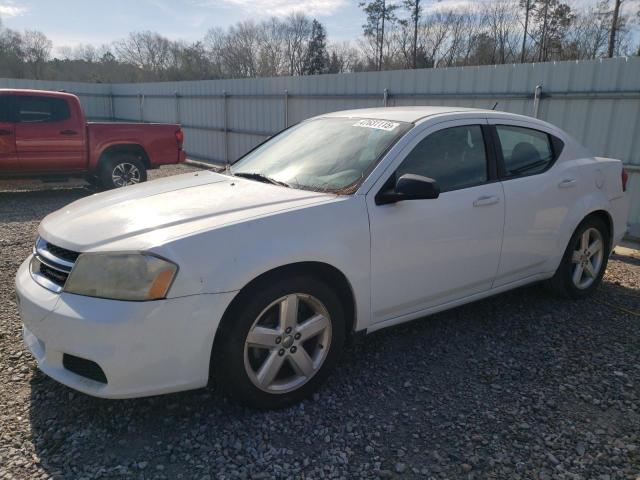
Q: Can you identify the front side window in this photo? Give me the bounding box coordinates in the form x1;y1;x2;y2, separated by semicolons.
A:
396;125;488;192
496;125;554;177
231;117;411;192
0;95;13;122
15;96;70;123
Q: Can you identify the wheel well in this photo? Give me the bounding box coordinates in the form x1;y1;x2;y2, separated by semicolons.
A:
97;144;150;170
583;210;613;248
219;262;357;338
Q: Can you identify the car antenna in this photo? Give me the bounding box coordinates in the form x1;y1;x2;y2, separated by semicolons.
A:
491;101;499;110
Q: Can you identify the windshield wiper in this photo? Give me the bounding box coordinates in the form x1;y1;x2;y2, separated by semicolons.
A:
232;172;290;188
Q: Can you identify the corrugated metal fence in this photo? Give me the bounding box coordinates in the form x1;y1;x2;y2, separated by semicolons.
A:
2;57;639;237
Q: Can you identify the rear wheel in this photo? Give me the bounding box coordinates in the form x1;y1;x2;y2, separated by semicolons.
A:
212;275;345;409
547;216;609;298
99;154;147;189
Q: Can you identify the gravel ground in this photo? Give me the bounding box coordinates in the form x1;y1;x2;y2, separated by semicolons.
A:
1;164;639;479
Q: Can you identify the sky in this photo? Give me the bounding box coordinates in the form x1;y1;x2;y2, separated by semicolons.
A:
0;0;638;54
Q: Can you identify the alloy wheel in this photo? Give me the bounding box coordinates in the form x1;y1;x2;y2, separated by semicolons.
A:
112;162;141;187
243;293;332;394
571;227;604;289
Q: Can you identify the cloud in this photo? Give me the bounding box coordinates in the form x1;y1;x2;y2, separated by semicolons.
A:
203;0;347;17
0;2;27;18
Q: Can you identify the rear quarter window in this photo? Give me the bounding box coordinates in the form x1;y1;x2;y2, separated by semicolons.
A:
15;96;71;123
496;125;563;178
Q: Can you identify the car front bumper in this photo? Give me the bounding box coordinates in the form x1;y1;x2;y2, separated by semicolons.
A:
16;256;237;399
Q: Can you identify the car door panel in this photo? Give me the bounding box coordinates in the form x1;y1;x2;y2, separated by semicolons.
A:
490;120;586;287
367;119;505;324
14;95;85;172
370;183;505;322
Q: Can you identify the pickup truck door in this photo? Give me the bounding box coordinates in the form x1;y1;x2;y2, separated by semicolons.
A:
367;120;505;325
14;95;85;172
0;94;18;171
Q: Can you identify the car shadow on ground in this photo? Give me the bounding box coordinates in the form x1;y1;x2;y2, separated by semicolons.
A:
26;277;640;478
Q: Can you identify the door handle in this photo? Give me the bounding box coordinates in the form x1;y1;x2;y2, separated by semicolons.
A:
558;178;576;188
473;195;500;207
60;129;78;135
0;129;12;135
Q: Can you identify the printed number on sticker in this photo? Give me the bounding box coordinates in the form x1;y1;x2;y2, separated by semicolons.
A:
353;119;399;131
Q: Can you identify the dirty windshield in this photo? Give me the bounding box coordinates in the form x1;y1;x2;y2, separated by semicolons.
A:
230;117;411;192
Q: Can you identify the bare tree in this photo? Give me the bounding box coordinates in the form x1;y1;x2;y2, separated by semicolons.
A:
114;31;173;77
257;18;287;77
360;0;399;70
480;0;521;64
520;0;535;62
22;30;52;78
607;0;623;57
283;13;312;76
403;0;422;68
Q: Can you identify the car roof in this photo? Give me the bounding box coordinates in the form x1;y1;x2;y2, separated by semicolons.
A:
318;106;493;123
318;106;540;124
0;88;78;99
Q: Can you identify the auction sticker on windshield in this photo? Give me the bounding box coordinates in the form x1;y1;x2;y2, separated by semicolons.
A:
353;119;400;131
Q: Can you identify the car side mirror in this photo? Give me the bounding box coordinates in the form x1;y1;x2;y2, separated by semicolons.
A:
375;174;440;205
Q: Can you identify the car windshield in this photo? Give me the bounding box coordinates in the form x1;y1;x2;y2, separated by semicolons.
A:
230;117;411;193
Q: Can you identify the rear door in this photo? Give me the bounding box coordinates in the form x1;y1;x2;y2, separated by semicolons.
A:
14;95;85;172
488;120;580;287
0;94;18;171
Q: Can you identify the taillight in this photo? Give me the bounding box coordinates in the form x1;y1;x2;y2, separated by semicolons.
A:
621;167;628;192
175;129;184;148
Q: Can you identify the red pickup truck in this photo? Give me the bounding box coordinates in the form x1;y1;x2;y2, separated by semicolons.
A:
0;89;186;189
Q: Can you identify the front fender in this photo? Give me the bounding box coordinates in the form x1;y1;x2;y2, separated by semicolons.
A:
159;197;372;331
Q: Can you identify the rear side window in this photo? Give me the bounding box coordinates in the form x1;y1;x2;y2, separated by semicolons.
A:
396;125;488;192
15;95;70;123
0;95;13;122
495;125;557;177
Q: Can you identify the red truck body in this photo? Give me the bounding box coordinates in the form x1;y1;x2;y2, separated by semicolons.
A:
0;89;186;187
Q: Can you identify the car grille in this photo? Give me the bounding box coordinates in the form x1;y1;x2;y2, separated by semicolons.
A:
30;236;79;292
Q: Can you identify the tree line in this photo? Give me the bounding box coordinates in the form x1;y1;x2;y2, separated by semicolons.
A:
0;0;638;83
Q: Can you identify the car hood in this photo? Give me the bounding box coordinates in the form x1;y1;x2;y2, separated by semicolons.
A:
39;171;336;252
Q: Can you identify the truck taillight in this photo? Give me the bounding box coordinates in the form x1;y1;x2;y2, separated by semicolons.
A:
621;168;628;192
175;129;184;148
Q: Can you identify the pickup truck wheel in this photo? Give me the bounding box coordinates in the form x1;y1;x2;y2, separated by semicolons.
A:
212;275;345;409
546;217;609;299
99;154;147;189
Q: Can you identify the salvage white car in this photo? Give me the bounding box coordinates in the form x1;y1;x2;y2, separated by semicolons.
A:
16;107;630;408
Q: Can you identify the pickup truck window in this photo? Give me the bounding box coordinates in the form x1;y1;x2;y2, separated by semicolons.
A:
15;95;70;123
0;95;13;122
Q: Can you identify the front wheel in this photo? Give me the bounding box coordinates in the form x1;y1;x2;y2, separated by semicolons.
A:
547;216;609;299
212;275;345;409
99;154;147;189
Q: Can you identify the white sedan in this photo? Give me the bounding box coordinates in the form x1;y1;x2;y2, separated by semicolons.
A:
16;107;630;408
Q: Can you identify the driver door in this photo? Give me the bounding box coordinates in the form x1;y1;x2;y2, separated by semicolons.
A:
367;120;505;325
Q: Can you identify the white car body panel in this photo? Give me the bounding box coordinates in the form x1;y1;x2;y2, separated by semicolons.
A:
15;106;630;399
365;118;505;323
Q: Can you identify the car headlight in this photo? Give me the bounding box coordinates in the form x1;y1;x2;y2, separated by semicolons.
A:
64;253;178;301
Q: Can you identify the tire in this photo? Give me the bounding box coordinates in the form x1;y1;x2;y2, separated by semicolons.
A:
212;275;345;409
546;216;609;299
98;153;147;189
85;175;101;190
